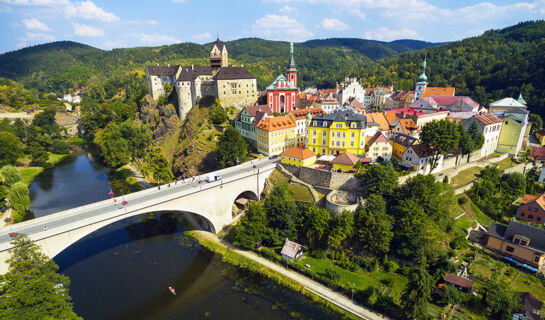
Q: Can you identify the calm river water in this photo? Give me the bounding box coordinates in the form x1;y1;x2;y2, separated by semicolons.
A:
28;145;341;320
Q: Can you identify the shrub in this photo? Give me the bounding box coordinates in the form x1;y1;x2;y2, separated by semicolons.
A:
450;235;468;250
50;139;71;154
458;197;468;205
310;249;327;259
325;268;341;282
385;260;399;273
1;165;21;186
351;256;377;272
260;247;281;263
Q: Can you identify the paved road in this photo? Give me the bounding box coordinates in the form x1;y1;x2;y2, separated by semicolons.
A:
195;231;387;320
0;158;279;249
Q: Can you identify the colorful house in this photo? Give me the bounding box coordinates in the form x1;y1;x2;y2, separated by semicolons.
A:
234;105;273;145
266;43;298;113
290;107;326;147
390;133;418;159
256;115;297;156
306;109;367;156
332;152;360;172
365;132;392;161
462;113;503;157
280;147;316;167
536;128;545;146
516;194;545;225
403;143;442;174
496;113;527;156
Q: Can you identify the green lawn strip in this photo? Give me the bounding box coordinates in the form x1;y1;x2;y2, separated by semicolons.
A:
470;202;493;226
67;137;86;145
186;231;359;320
48;152;70;166
17;167;44;186
451;166;484;187
294;256;407;303
496;157;517;171
287;184;314;203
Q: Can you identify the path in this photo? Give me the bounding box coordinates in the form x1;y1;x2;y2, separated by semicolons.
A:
194;231;387;320
124;163;153;188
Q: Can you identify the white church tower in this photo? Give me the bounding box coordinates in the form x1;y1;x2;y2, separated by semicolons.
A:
414;58;428;101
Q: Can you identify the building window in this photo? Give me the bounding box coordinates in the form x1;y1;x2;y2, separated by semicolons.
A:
536;256;540;263
506;246;514;253
335;124;343;128
313;121;317;126
529;214;534;219
520;240;527;246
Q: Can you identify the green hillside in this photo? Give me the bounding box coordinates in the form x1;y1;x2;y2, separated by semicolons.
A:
355;20;545;117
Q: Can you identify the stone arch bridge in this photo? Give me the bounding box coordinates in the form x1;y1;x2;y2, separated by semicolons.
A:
0;159;277;274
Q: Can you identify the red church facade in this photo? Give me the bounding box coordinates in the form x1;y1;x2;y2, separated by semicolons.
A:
266;42;298;113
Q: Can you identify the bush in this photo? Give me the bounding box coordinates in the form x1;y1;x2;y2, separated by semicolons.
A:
1;165;21;186
450;235;468;250
260;247;281;263
325;268;341;282
310;249;327;259
336;259;362;272
385;260;399;273
351;256;378;272
50;139;71;154
458;197;468;205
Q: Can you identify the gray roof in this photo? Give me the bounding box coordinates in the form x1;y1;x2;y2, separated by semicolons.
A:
311;109;367;128
391;133;418;147
281;238;303;259
213;66;255;80
146;65;179;76
176;65;212;81
487;220;545;253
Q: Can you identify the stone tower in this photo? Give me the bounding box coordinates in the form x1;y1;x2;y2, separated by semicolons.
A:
210;36;228;73
286;42;298;88
414;58;428;101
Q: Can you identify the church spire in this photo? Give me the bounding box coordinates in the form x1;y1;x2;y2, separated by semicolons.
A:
417;57;428;83
287;42;297;71
518;91;527;105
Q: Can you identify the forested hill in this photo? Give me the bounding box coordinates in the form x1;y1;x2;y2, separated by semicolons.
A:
354;20;545;117
0;37;439;94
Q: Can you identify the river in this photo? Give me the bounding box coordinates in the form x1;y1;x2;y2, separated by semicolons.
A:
28;145;340;320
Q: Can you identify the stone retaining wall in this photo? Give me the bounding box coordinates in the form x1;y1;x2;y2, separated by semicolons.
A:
283;165;363;191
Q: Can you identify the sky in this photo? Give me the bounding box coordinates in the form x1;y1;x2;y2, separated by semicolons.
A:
0;0;544;53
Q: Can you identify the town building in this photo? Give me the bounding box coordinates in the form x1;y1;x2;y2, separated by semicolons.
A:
485;220;545;269
234;105;273;146
266;43;298;113
365;131;392;161
306;109;367;156
413;58;455;102
443;272;474;293
411;96;480;113
281;238;304;262
531;147;545;166
390;133;418;159
536;128;545;146
256;115;297;156
146;38;258;120
490;95;529;156
517;292;543;320
342;97;365;114
390;118;418;136
289;107;326;147
462;113;503;157
315;93;341;113
516;194;545;225
403;143;443;174
336;77;366;106
280;147;317;167
366;112;390;133
332;152;360;172
370;86;393;108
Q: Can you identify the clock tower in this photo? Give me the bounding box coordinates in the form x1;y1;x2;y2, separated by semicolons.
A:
414;58;428;101
210;36;228;72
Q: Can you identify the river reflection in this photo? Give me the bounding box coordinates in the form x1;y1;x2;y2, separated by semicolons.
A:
27;144;342;319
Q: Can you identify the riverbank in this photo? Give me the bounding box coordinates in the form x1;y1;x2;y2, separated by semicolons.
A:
187;230;385;320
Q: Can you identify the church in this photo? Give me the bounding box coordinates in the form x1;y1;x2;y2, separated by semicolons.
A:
265;42;299;113
145;38;258;120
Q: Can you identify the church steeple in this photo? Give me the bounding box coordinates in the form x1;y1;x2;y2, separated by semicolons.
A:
414;57;428;100
417;57;428;84
286;42;298;88
210;36;228;72
518;91;527;105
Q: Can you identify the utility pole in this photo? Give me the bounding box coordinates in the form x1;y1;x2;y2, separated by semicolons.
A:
351;282;355;302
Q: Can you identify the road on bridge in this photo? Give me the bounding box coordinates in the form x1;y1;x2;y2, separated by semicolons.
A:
0;158;279;248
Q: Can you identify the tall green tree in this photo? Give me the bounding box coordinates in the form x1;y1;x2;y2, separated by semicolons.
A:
400;263;433;319
354;194;393;256
142;146;173;184
264;185;298;245
0;131;23;165
360;164;398;197
467;121;485;151
1;165;22;186
233;202;270;249
31;106;59;135
421;120;461;170
485;283;520;320
327;210;354;250
303;204;331;249
8;181;30;221
529;113;543;134
216;127;248;168
0;234;81;320
392;199;429;259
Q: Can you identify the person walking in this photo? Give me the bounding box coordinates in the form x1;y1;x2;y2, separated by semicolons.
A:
43;226;48;231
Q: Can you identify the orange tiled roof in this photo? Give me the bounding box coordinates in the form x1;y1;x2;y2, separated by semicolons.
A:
398;118;418;134
256;115;296;131
332;152;360;165
384;110;398;124
290;107;326;120
474;113;502;125
281;147;316;160
366;112;389;130
422;87;455;98
521;194;545;211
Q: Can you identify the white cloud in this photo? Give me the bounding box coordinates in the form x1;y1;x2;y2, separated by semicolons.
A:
466;29;485;37
19;31;55;41
22;18;50;31
351;8;365;19
192;32;212;39
16;41;27;48
279;5;298;14
321;18;350;31
65;1;118;22
146;19;158;25
251;14;313;41
364;27;421;41
73;22;103;37
139;33;181;45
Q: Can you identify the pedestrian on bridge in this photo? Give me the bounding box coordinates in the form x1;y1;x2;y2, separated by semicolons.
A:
43;226;47;231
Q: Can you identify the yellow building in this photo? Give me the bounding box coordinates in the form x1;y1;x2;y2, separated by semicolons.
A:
332;152;360;172
306;109;367;156
365;132;393;161
280;147;316;167
390;133;418;159
536;128;545;146
256;115;297;156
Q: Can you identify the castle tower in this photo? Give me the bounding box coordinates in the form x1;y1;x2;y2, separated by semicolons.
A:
210;36;228;72
286;42;298;88
414;58;428;100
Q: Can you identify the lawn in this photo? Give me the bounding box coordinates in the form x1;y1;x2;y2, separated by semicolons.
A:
450;166;484;187
17;167;43;186
287;184;315;203
294;256;408;303
496;157;517;171
470;202;493;226
48;152;70;166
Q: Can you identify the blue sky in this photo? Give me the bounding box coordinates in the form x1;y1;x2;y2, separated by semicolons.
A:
0;0;544;53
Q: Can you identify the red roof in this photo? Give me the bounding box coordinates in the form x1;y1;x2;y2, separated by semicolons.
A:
444;273;473;290
332;152;360;165
422;87;455;98
474;113;502;125
393;107;431;116
532;147;545;158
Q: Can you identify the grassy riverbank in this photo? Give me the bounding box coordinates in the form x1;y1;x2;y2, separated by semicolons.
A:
186;230;359;320
17;152;71;186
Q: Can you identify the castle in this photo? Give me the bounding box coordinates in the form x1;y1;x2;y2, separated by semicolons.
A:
145;38;258;120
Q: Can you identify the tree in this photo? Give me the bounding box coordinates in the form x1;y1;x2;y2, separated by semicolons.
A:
1;165;21;186
209;101;228;124
458;125;475;155
216;127;248;168
361;164;398;197
438;285;461;306
142;146;173;184
32;106;59;135
327;210;354;249
50;139;71;154
400;263;433;319
28;142;49;167
355;194;393;256
233;202;270;249
529;113;543;134
467;121;484;150
0;234;81;320
8;181;30;221
304;205;331;249
392;199;429;259
421;120;461;170
500;172;526;200
0;131;23;165
486;284;520;320
264;185;298;244
93;122;151;167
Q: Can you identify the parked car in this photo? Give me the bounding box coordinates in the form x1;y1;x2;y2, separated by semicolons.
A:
205;175;222;182
269;155;279;159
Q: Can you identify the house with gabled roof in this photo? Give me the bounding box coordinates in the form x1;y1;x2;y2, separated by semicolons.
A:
390;133;418;159
443;272;473;293
281;238;304;262
281;147;316;167
403;143;443;174
256;115;297;156
266;43;299;113
462;113;503;157
290;107;326;147
234;105;273;146
516;194;545;225
332;152;360;172
518;292;543;320
365;132;392;161
315;93;341;113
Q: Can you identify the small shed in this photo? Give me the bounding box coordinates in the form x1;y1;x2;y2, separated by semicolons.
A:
280;238;304;262
332;152;360;172
444;272;474;293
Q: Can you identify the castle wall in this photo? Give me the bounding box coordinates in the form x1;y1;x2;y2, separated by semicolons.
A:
176;81;193;121
216;79;258;109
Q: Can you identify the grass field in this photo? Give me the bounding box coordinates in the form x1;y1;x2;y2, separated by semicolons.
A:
496;157;517;171
266;169;316;203
451;166;484;187
17;167;43;186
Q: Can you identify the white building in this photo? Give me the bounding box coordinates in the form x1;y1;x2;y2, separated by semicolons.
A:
336;77;366;106
462;113;503;157
315;93;340;113
403;143;443;174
